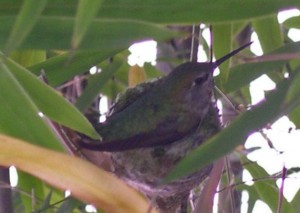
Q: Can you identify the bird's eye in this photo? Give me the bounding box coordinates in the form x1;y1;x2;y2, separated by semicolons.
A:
194;73;209;85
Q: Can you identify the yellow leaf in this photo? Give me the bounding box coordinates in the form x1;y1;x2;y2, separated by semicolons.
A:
128;65;146;87
0;134;156;213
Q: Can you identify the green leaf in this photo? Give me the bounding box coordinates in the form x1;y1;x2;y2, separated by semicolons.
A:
224;41;300;93
17;171;45;212
0;16;179;50
0;55;62;150
29;50;121;86
57;197;80;213
224;60;283;93
75;58;123;112
39;190;52;211
101;79;127;100
9;50;46;67
71;0;103;49
283;16;300;28
212;24;232;86
4;0;47;54
252;15;283;53
289;106;300;128
285;66;300;106
291;185;300;211
1;53;100;139
1;0;300;24
164;70;300;182
241;156;294;213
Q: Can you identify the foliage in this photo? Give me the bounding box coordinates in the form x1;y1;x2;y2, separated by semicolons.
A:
0;0;300;212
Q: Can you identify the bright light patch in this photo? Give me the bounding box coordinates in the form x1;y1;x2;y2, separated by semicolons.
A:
277;8;300;24
202;28;211;48
249;74;276;105
9;166;18;187
65;190;71;197
89;66;102;75
278;9;300;42
242;169;254;186
85;204;97;212
241;191;249;213
197;45;208;62
99;96;108;123
288;28;300;42
252;200;272;213
128;40;157;66
250;33;263;56
38;112;44;117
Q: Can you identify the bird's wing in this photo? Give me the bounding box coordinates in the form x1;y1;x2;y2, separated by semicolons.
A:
109;78;160;115
80;114;198;151
80;89;200;151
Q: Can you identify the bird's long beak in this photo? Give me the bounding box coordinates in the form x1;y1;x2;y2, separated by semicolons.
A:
214;41;253;68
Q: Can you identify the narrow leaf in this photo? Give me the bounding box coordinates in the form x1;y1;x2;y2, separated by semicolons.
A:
164;71;300;182
128;65;146;87
212;24;232;86
1;0;299;24
291;186;300;210
29;49;121;86
0;16;179;51
241;156;294;213
72;0;103;49
224;41;300;93
283;16;300;29
0;134;156;213
9;50;46;67
1;53;100;139
75;58;123;112
252;15;283;53
0;56;62;150
4;0;47;54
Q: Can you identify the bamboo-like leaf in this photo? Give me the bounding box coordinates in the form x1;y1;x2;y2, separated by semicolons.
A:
17;171;46;212
224;60;284;93
0;56;62;150
291;185;300;211
252;15;283;53
75;58;123;112
241;156;294;213
224;41;300;93
9;50;46;67
289;106;300;128
212;24;232;87
283;16;300;28
1;53;100;139
164;70;300;182
285;66;300;105
1;0;300;24
56;197;80;213
4;0;47;54
0;134;156;213
0;16;179;50
128;65;146;87
71;0;103;49
29;50;121;86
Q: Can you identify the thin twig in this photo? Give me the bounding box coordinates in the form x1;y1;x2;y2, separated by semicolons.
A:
277;165;287;213
190;24;200;62
224;156;236;213
244;53;300;63
209;25;213;63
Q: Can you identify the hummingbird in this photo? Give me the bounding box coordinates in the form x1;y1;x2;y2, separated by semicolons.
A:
79;42;252;212
79;42;252;152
